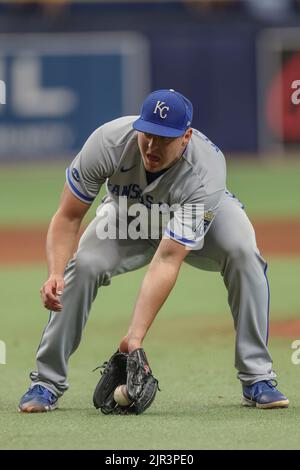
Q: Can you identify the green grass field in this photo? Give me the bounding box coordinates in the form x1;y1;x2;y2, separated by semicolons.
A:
0;160;299;225
1;260;300;450
0;160;300;450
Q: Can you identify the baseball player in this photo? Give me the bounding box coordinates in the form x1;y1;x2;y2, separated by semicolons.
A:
19;89;288;413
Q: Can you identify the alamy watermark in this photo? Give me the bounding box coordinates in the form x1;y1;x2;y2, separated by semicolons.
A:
291;80;300;105
95;198;205;250
0;340;6;364
291;340;300;365
0;80;6;105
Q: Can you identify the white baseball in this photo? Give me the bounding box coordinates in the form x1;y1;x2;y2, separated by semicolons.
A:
113;385;131;407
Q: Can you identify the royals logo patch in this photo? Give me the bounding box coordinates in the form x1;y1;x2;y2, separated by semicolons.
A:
72;168;80;182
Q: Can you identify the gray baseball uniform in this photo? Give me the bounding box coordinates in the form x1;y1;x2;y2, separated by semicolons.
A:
30;116;275;396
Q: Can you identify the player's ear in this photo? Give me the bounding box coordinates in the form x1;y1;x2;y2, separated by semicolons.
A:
183;128;192;144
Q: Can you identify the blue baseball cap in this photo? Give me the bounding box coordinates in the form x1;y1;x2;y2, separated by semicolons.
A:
133;89;193;138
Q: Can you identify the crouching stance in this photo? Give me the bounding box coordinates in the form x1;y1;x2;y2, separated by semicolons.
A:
19;89;288;413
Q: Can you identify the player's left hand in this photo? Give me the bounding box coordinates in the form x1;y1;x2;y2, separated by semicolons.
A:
118;334;142;353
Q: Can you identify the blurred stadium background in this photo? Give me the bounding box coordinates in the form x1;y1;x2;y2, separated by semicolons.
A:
0;0;300;450
1;0;300;157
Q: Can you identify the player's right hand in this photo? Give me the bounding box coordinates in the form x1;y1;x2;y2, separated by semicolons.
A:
40;275;65;312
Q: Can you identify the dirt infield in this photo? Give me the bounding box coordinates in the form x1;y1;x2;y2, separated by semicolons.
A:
0;220;299;339
270;318;300;338
0;219;299;265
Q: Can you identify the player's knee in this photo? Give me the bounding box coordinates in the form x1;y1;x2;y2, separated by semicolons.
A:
226;239;256;266
75;251;116;281
75;252;102;279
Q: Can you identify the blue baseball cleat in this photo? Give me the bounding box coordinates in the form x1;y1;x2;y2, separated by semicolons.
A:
18;384;58;413
242;380;289;409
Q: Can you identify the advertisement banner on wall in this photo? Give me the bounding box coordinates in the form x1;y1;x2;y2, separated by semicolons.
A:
257;28;300;155
0;32;150;160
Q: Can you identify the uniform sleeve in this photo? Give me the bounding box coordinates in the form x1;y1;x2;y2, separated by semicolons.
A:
66;127;114;204
164;189;224;250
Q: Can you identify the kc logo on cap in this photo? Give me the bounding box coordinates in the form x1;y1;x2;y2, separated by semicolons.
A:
153;101;170;119
133;89;193;138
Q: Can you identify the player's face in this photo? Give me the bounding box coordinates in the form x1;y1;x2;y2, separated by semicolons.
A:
138;129;193;173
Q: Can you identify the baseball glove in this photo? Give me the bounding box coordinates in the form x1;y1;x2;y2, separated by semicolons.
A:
126;348;159;415
93;348;159;415
93;350;130;414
